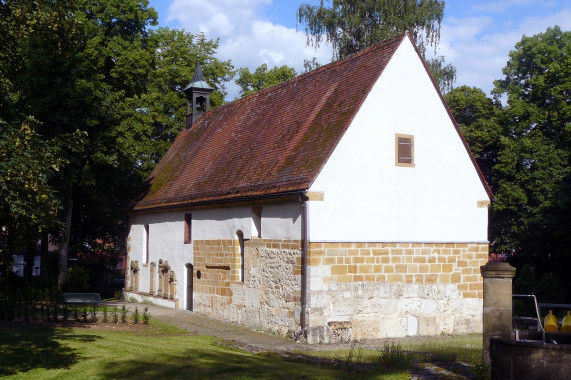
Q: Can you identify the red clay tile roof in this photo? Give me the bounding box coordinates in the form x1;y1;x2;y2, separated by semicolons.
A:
132;34;406;211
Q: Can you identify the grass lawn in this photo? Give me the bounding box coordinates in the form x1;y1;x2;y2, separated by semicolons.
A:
301;334;482;368
0;320;409;379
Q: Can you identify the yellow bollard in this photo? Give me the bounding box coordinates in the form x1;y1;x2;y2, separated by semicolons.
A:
544;310;558;332
562;311;571;333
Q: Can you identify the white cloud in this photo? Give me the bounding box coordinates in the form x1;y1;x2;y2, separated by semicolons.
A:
166;0;332;99
437;7;571;95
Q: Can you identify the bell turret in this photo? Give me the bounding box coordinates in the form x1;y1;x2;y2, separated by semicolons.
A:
182;57;214;129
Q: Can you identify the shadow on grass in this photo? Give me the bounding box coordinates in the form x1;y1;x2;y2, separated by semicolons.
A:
99;347;388;379
0;327;99;377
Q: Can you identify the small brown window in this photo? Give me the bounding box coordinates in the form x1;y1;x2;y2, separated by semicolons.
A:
184;213;192;244
395;134;414;167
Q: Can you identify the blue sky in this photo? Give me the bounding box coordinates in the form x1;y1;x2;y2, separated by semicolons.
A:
147;0;570;100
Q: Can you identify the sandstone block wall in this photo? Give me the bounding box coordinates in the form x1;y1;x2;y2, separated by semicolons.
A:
193;238;302;336
307;242;488;339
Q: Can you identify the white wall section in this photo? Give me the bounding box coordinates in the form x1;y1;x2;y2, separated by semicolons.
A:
308;36;489;243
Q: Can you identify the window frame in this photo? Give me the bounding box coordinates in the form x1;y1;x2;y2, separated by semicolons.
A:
184;213;192;244
395;133;415;167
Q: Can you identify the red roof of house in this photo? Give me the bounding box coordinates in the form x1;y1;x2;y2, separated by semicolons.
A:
132;34;406;211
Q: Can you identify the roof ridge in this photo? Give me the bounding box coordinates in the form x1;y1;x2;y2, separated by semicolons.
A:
204;33;406;115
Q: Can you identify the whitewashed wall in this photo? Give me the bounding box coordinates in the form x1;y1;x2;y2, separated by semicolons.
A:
128;202;302;309
308;36;490;243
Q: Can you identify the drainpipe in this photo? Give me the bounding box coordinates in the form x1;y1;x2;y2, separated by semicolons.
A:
295;194;308;342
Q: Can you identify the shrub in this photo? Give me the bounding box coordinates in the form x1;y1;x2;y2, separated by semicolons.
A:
132;307;140;324
142;307;151;324
377;343;413;370
102;308;109;323
112;308;119;323
121;305;129;323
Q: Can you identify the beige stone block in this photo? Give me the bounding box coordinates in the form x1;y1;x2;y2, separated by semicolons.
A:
442;248;452;255
468;245;480;252
380;256;390;263
387;274;403;283
390;256;402;264
384;265;395;274
372;248;389;256
425;274;438;284
310;249;325;257
347;264;358;274
447;256;457;263
348;248;360;256
323;257;336;265
451;272;461;283
352;256;365;264
457;259;467;267
427;256;436;263
463;291;477;298
469;282;483;291
358;264;373;274
375;274;386;282
418;264;429;273
464;274;479;283
322;276;335;284
430;264;442;273
323;242;340;249
414;274;424;284
337;257;344;264
437;256;447;264
345;257;352;264
365;256;375;264
373;265;383;273
442;264;453;273
404;248;415;255
353;275;364;282
411;243;423;248
336;275;352;283
331;265;347;275
396;264;407;273
439;273;451;283
310;243;323;249
309;257;321;266
404;274;414;283
458;283;469;291
407;264;419;273
413;256;426;263
391;248;404;256
404;256;413;263
363;274;375;282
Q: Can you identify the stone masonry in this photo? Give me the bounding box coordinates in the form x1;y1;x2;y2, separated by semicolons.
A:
193;239;302;337
306;242;488;340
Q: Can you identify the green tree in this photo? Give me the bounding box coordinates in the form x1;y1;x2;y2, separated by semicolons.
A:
236;64;297;97
491;26;570;297
116;29;234;177
445;86;503;189
0;119;63;278
1;1;235;289
297;0;455;92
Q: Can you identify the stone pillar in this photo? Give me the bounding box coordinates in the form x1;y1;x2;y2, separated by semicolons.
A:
169;271;177;300
149;262;156;295
130;260;140;292
125;255;131;291
480;261;516;365
157;259;164;297
158;260;170;299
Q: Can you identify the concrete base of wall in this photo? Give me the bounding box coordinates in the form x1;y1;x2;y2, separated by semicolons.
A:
125;291;179;309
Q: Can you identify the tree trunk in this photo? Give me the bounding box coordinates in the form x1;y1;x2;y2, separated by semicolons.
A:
58;183;73;291
40;232;49;278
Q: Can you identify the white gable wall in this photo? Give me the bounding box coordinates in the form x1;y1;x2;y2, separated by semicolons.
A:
308;36;489;243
